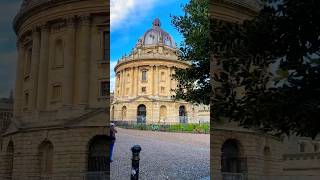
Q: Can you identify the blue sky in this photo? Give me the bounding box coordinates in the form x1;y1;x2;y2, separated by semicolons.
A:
0;0;21;98
110;0;189;92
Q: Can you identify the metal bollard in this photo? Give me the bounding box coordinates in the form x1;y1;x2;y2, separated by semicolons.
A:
131;145;142;180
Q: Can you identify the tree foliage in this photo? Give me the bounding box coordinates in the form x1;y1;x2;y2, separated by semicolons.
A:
171;0;212;105
173;0;320;138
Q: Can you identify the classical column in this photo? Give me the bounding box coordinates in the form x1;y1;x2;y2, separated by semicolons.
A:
120;70;124;97
155;66;159;96
31;26;41;110
151;66;154;96
135;66;139;96
78;14;91;106
14;39;24;116
167;67;171;96
37;24;49;110
63;16;76;107
131;67;134;97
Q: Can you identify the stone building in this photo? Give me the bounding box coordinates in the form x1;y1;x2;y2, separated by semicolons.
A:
111;18;210;124
210;0;320;179
0;0;109;179
0;97;13;134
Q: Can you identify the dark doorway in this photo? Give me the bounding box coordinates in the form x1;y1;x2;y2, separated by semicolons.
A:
221;139;247;179
137;104;146;124
87;135;109;179
179;105;187;123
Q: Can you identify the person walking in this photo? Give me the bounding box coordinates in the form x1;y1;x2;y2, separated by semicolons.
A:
110;122;117;162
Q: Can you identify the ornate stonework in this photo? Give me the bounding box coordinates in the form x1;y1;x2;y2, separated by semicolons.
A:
0;0;109;178
111;19;210;124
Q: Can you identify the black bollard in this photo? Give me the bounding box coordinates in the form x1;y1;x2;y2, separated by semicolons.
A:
131;145;142;180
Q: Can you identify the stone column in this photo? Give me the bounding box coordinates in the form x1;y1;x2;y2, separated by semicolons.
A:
37;24;49;110
31;26;41;110
135;66;139;96
167;67;171;96
63;16;76;107
120;70;124;97
78;14;91;106
131;67;134;97
14;39;24;116
151;66;154;96
155;66;159;96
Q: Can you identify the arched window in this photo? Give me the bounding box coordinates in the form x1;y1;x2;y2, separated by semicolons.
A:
221;139;247;174
88;136;109;176
141;70;147;81
5;141;14;178
179;106;187;123
54;39;64;67
137;104;146;124
38;141;54;177
161;72;165;82
121;106;127;120
160;105;167;122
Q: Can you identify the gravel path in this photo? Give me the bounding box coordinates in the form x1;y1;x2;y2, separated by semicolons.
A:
110;128;210;180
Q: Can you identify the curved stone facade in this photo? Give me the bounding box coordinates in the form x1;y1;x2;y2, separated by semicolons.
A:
0;0;109;178
111;19;210;124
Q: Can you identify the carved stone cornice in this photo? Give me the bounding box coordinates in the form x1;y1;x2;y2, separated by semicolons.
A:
39;23;49;32
78;14;91;26
65;15;76;28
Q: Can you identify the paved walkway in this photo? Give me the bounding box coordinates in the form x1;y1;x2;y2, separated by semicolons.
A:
110;128;210;180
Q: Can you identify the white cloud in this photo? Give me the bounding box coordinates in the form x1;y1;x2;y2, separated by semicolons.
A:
110;0;159;30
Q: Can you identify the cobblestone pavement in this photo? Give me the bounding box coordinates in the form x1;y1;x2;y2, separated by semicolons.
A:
110;128;210;180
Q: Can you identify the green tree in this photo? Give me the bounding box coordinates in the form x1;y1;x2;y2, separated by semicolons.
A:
171;0;211;105
173;0;320;138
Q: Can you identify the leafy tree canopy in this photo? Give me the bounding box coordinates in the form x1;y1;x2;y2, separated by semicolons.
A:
173;0;320;138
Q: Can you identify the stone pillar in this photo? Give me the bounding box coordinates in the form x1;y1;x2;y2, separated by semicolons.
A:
31;26;41;110
167;67;171;96
63;16;76;107
14;39;24;116
131;67;134;97
155;66;159;96
120;70;124;97
78;14;91;106
135;67;139;96
151;66;154;96
37;24;49;110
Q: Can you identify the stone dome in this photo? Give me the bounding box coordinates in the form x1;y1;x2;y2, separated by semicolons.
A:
138;18;176;49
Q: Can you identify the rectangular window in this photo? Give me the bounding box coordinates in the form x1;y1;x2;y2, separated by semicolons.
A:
100;81;108;97
161;87;165;93
102;31;109;61
142;87;146;93
126;88;129;95
52;85;62;101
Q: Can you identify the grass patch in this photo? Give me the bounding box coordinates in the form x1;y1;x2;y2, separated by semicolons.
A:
117;122;210;134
